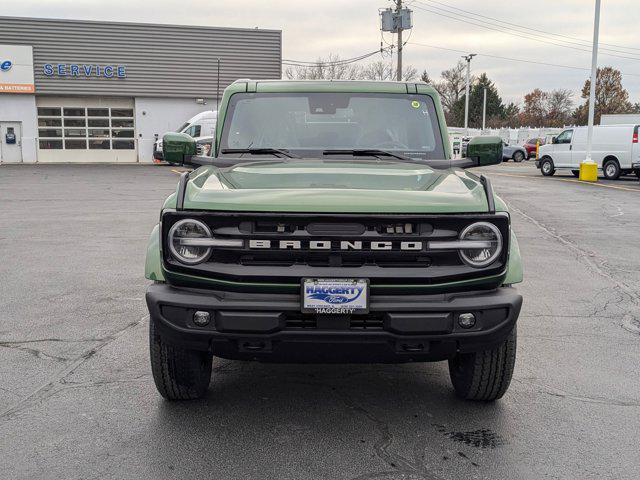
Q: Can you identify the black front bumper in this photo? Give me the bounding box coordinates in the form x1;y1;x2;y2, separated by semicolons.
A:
146;284;522;363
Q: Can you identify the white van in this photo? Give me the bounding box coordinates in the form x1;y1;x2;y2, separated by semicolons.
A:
153;110;217;160
537;124;640;179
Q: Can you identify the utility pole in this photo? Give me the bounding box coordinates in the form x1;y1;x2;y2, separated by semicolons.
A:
396;0;402;81
482;87;487;132
462;54;476;135
581;0;601;182
380;3;412;81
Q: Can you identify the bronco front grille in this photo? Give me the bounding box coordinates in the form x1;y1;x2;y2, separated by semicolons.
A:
161;211;510;288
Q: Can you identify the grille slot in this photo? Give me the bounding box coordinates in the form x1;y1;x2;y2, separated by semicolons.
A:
285;313;385;330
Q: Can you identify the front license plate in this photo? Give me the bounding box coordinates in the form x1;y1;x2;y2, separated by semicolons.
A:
302;278;369;314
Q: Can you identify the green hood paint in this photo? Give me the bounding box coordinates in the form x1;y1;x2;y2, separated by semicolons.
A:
180;161;490;213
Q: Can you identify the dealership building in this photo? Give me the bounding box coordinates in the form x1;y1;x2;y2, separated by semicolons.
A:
0;16;281;163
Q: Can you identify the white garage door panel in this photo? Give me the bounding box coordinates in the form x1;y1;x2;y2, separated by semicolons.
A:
36;96;137;163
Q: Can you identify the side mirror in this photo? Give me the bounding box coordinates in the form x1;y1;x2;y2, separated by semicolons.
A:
552;136;558;144
466;136;503;167
163;132;196;165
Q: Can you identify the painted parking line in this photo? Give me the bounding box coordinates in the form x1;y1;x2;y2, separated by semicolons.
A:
490;172;640;192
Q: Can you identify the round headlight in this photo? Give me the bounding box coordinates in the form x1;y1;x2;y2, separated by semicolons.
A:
168;219;212;265
459;222;503;268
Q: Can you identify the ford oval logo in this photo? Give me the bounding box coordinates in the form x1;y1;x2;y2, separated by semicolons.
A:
0;60;12;72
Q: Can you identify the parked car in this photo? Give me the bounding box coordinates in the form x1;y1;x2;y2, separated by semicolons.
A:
536;125;640;179
153;110;217;161
523;138;545;159
147;80;523;402
502;141;527;162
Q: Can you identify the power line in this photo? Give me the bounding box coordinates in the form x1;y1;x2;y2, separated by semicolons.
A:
283;43;396;68
283;47;392;67
408;41;640;78
416;0;640;53
411;2;640;61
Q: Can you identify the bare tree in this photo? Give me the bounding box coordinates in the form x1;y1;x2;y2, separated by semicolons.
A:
284;54;418;82
284;54;362;80
360;61;417;81
360;60;393;81
546;89;573;126
429;61;471;114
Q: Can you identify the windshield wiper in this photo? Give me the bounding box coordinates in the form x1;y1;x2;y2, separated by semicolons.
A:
322;149;426;165
220;148;299;158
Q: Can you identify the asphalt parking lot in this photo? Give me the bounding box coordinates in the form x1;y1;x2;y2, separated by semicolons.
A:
1;161;639;479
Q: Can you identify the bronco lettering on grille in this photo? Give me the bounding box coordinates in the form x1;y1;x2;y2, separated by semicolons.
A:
248;239;427;251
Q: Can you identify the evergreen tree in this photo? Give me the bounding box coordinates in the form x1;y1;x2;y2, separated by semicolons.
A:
450;73;505;128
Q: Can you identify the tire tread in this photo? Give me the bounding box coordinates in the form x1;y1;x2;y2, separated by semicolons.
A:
149;317;212;400
449;327;517;401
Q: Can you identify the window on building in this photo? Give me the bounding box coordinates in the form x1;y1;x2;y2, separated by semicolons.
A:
113;140;135;149
38;118;62;127
39;139;63;149
65;139;87;149
87;108;109;117
63;108;86;117
37;106;135;150
37;107;61;116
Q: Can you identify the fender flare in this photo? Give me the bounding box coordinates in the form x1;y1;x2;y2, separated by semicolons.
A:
145;224;165;282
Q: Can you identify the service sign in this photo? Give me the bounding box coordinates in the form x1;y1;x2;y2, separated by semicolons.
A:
0;44;35;93
302;279;369;314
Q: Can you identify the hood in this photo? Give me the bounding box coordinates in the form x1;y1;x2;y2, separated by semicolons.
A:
179;160;490;213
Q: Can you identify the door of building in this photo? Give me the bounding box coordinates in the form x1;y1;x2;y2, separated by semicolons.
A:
0;122;23;163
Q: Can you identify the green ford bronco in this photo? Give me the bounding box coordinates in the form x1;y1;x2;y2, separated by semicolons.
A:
145;80;523;402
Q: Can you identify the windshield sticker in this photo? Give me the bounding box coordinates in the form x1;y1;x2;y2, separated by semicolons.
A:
411;100;421;109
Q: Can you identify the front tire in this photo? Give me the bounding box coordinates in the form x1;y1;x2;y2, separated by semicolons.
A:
448;327;517;401
513;151;524;163
540;157;555;176
149;316;213;400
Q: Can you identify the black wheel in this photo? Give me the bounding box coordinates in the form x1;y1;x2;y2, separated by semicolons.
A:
540;157;555;176
635;170;640;179
513;151;525;163
603;159;620;180
149;316;213;400
448;327;517;401
571;170;579;177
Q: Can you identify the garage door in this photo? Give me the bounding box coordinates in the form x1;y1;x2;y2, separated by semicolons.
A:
36;99;137;163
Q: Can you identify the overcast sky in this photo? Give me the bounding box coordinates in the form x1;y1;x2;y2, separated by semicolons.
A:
9;0;640;106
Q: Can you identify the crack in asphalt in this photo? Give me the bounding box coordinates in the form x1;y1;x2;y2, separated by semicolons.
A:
59;375;151;388
0;316;145;422
0;343;70;362
0;337;109;345
506;202;640;332
276;376;447;480
512;379;640;408
508;202;640;300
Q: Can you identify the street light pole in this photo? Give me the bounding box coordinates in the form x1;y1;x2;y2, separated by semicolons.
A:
482;87;487;132
581;0;601;182
396;0;403;81
463;54;476;136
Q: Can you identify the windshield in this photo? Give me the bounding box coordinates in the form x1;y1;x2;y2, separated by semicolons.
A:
220;92;444;160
